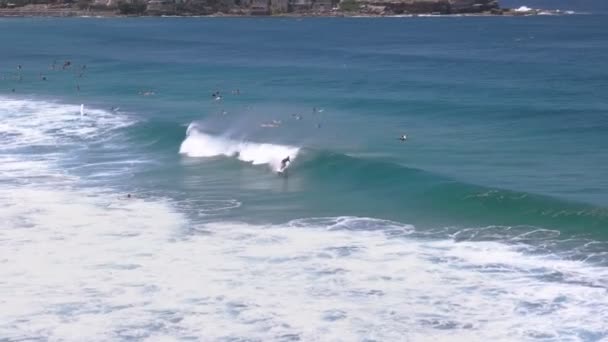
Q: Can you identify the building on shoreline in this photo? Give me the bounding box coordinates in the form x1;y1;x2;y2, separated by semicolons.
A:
250;0;268;14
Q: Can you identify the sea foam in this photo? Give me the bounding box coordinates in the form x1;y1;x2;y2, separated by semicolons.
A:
2;205;608;341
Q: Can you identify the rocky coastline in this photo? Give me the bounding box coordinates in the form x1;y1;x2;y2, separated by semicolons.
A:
0;0;572;17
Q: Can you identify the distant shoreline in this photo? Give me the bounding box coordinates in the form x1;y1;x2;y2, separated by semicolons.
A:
0;4;576;18
0;11;578;18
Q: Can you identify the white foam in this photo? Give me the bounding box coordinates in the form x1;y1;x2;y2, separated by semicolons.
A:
180;123;300;171
0;96;132;150
0;96;133;184
2;198;607;341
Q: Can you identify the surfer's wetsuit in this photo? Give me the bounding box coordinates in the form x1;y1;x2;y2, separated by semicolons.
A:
280;156;291;169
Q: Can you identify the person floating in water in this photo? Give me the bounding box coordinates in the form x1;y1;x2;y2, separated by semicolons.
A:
399;134;407;142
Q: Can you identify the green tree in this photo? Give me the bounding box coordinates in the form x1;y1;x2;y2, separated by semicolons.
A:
339;0;359;11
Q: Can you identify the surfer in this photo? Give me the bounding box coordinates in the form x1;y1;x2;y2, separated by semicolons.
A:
280;156;291;170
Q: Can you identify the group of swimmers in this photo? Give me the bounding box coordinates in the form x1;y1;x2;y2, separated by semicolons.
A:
4;60;87;93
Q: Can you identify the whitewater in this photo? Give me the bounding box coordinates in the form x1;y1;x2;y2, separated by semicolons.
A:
179;122;300;172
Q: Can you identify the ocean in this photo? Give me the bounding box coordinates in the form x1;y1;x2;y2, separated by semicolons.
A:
1;15;607;341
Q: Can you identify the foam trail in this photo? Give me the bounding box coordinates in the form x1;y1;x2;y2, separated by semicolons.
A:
180;123;300;171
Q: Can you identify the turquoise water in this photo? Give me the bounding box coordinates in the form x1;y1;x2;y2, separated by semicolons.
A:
1;16;608;340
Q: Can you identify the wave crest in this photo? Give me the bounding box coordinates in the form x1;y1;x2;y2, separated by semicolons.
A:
179;123;300;171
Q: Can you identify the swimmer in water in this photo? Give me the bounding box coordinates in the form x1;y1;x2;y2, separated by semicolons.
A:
399;134;407;141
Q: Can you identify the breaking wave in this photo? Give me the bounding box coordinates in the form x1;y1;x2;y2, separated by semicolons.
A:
179;123;300;171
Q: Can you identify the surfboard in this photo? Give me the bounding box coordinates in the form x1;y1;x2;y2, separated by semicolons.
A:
277;161;290;175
